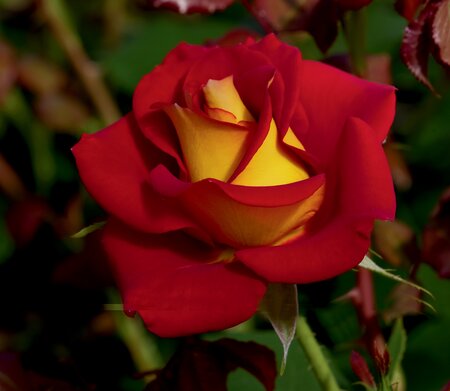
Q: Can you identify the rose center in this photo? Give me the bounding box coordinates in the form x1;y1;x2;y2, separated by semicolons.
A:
166;75;311;186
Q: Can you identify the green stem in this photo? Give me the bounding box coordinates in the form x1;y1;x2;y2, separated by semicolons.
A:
40;0;121;125
296;315;341;391
342;9;367;77
1;89;54;196
106;289;163;374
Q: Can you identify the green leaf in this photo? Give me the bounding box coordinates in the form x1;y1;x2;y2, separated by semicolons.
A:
71;221;105;238
387;318;407;383
359;256;432;297
228;368;265;391
259;283;298;374
402;318;450;391
1;89;55;195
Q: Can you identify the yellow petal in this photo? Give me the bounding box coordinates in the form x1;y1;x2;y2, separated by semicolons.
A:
165;105;249;182
283;127;305;150
203;75;254;124
232;120;310;186
183;183;325;247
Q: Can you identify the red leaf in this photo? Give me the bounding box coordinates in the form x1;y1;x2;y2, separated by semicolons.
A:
5;197;51;246
334;0;373;11
243;0;305;31
400;1;439;91
395;0;425;21
146;338;277;391
246;0;340;53
0;353;32;391
422;187;450;278
148;0;234;13
0;40;17;104
215;339;277;390
432;0;450;67
53;229;114;289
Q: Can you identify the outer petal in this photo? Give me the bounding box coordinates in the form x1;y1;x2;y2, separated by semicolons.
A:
237;217;372;283
133;43;209;172
133;42;208;118
337;117;395;220
103;219;267;337
72;113;202;235
299;60;396;166
236;118;395;283
149;165;325;248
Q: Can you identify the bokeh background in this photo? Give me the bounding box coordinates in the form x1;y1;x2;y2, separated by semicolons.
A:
0;0;449;390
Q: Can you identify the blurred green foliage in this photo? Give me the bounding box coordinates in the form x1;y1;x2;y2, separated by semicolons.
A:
0;0;449;390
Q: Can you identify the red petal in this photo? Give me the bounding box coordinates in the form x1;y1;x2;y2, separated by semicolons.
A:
206;28;260;47
250;34;302;135
133;43;208;171
72;114;200;234
103;220;267;337
148;0;234;14
149;164;324;207
237;217;372;283
236;118;395;283
401;2;438;91
5;197;50;246
182;43;272;114
150;164;324;247
133;42;207;116
299;60;396;166
336;118;395;220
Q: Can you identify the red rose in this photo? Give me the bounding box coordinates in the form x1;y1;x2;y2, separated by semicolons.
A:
73;34;396;337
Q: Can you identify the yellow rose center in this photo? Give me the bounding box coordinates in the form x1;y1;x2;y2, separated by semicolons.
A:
165;75;310;186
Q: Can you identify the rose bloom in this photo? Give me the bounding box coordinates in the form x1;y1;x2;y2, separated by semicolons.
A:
73;34;396;337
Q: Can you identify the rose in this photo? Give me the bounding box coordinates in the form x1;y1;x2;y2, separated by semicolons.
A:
73;34;396;337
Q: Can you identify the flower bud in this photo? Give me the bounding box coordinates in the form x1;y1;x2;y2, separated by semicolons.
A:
350;350;376;387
